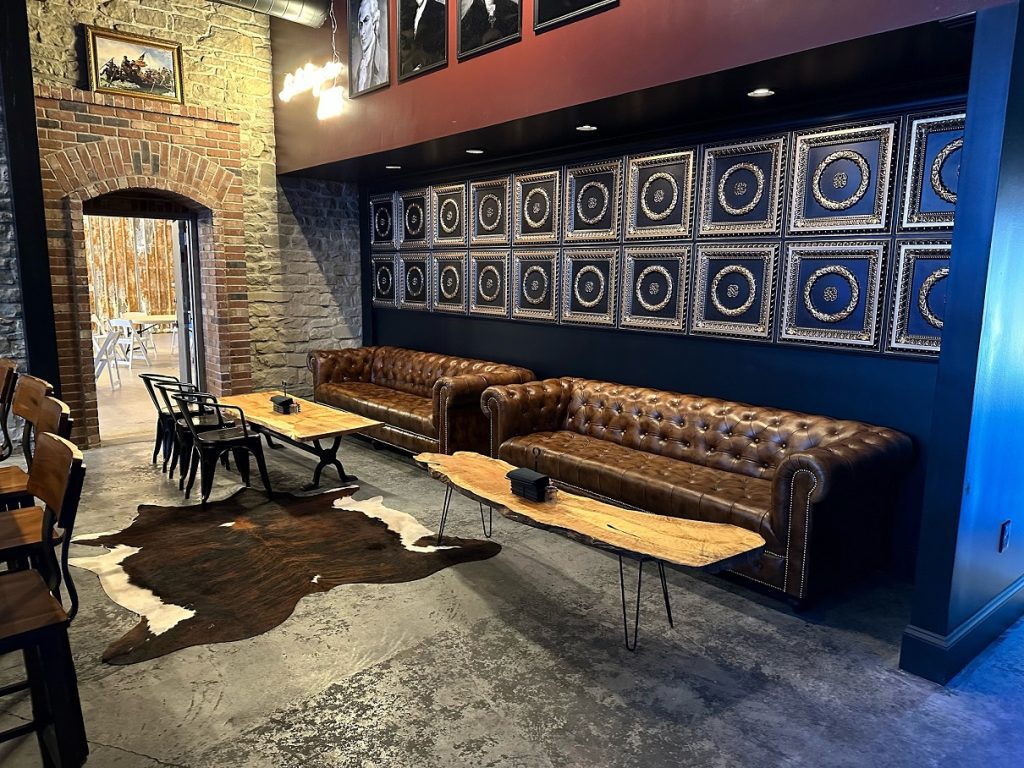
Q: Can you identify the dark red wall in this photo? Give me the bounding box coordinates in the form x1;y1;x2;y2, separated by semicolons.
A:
273;0;1000;173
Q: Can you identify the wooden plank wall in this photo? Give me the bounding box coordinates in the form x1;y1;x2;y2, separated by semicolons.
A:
84;215;177;320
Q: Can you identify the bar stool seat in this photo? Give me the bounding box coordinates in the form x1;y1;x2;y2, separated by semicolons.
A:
0;569;67;641
0;506;61;557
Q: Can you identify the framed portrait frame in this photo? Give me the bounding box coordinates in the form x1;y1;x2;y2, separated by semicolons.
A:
779;241;887;350
370;192;397;250
398;0;449;81
432;251;469;314
690;244;779;341
458;0;522;61
534;0;618;34
512;249;560;322
432;183;468;247
470;177;512;246
469;250;511;317
899;111;965;231
625;150;696;240
513;170;561;245
348;0;391;97
561;247;619;327
698;135;787;238
619;245;690;333
399;252;432;310
85;26;184;104
564;159;623;243
371;254;398;307
887;241;950;355
398;188;431;249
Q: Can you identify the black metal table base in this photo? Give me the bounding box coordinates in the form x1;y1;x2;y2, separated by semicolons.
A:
251;427;357;490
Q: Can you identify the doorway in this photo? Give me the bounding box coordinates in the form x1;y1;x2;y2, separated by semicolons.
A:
83;191;205;443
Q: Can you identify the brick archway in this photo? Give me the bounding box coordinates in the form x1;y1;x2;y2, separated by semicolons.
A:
41;133;251;447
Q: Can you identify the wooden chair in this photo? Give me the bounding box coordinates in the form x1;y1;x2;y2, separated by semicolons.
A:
173;392;272;506
0;359;17;462
138;373;180;467
0;397;73;511
0;432;88;767
6;373;53;467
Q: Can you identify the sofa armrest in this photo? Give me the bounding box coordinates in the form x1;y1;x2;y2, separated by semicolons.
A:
307;348;375;394
434;370;536;454
481;378;575;457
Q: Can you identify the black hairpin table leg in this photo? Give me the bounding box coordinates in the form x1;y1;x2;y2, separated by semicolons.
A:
437;485;454;545
479;502;493;538
618;556;673;651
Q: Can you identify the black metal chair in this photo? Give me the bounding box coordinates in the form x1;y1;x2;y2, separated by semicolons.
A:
138;373;180;468
155;382;236;487
0;359;17;462
173;392;272;506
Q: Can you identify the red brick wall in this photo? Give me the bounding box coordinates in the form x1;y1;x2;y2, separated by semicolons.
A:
34;84;251;447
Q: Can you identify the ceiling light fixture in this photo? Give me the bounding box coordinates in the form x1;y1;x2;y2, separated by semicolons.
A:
576;124;598;132
747;87;775;98
466;148;485;155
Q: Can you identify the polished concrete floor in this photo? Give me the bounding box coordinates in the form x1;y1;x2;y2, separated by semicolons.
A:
2;434;1024;767
95;333;178;444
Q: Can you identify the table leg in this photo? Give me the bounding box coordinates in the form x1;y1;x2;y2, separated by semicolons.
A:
479;502;493;538
437;485;453;545
308;436;355;490
617;556;674;652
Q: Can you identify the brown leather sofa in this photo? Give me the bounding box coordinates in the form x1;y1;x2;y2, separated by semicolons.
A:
482;378;913;602
308;346;535;455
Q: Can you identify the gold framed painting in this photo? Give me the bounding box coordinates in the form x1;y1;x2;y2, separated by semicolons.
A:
85;26;184;104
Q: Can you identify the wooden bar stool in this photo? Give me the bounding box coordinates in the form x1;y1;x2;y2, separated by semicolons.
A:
0;397;73;511
0;432;88;766
0;359;17;462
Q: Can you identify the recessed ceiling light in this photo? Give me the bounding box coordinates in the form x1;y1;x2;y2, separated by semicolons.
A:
465;148;485;155
747;87;775;98
385;164;402;170
576;124;598;132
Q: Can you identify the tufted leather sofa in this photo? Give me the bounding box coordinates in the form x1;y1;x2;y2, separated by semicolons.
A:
308;346;535;455
482;378;913;602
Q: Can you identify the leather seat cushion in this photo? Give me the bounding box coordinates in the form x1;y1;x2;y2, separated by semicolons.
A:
500;431;777;544
318;382;435;437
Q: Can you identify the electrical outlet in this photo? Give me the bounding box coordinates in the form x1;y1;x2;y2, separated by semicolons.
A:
999;520;1012;553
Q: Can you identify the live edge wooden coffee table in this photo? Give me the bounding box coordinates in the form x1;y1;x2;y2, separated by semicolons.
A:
219;391;381;490
416;451;766;650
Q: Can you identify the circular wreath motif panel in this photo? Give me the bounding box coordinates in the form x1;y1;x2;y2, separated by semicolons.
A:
522;265;549;305
405;265;425;298
375;264;393;295
439;198;461;235
523;187;552;229
404;202;425;237
478;194;503;233
478;265;502;301
918;267;949;330
803;265;860;323
573;265;606;308
439;264;461;300
374;206;393;239
717;162;765;217
634;264;674;313
930;139;962;205
639;172;679;222
576;181;610;226
811;150;871;212
710;265;757;317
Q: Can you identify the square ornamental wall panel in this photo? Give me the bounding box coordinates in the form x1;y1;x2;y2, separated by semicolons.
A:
513;170;561;245
698;135;787;237
690;243;779;341
370;192;397;250
512;249;560;322
625;150;696;240
470;177;512;246
888;241;950;355
431;251;468;314
398;252;431;310
561;247;619;326
432;183;468;247
371;254;398;307
564;159;623;242
779;241;887;350
788;121;897;236
398;189;431;249
469;250;510;317
619;245;690;332
900;112;966;231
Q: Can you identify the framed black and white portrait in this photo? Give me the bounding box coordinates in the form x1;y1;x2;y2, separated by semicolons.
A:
348;0;390;97
535;0;617;33
458;0;521;60
398;0;448;81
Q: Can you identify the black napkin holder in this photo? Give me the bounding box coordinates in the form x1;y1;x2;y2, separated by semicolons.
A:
271;394;297;415
506;467;549;502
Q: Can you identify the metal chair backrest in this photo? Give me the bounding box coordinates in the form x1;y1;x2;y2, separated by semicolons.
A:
172;392;249;444
11;373;55;465
155;381;199;418
139;373;180;414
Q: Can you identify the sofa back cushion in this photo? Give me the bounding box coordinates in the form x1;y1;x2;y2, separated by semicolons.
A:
369;347;529;399
562;379;871;480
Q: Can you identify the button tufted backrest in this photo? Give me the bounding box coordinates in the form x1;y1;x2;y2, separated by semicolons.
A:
370;346;532;398
563;379;873;480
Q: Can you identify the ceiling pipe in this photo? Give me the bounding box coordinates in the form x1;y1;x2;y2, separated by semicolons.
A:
207;0;330;28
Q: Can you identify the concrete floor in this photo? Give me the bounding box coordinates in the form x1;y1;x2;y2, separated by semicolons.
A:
2;435;1024;767
95;333;178;444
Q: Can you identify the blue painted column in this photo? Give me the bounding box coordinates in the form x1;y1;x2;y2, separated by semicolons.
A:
901;0;1024;683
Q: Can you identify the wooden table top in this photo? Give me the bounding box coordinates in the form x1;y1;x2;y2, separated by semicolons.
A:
122;312;177;325
416;451;765;571
218;391;382;442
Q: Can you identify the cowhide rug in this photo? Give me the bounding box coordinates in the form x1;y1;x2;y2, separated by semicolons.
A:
70;487;500;665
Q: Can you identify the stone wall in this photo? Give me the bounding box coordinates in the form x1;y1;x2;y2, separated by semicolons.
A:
0;76;27;369
22;0;360;439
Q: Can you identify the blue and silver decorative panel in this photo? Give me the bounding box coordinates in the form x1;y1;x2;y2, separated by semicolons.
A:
513;170;561;246
788;122;897;235
398;189;431;249
625;150;696;240
619;245;689;332
431;251;468;314
371;254;397;307
431;184;468;248
469;250;510;317
370;192;397;251
888;241;950;355
780;241;887;349
900;112;965;231
470;177;512;247
512;249;559;322
564;159;623;242
690;244;778;340
698;136;786;237
561;247;619;326
398;252;431;310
